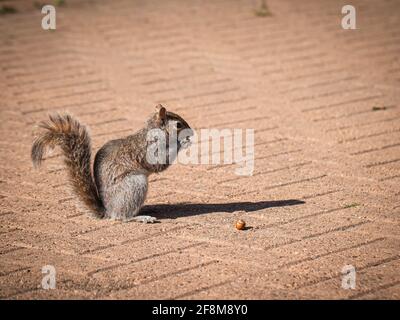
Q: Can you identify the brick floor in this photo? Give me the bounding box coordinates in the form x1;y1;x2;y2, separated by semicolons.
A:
0;0;399;299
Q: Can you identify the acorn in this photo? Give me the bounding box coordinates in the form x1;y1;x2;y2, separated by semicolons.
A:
235;219;246;230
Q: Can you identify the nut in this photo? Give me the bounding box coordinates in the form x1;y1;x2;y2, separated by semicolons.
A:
235;219;246;230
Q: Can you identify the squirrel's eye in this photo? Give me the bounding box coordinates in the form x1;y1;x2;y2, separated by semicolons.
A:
176;122;183;129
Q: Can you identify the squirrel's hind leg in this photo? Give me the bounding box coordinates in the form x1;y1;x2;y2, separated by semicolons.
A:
103;173;154;222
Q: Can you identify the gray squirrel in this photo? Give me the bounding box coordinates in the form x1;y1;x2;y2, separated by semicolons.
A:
31;104;192;223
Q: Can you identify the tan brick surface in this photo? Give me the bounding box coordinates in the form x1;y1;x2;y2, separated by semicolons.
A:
0;0;399;299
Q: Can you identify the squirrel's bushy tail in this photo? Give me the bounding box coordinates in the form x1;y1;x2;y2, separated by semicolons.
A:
31;113;104;217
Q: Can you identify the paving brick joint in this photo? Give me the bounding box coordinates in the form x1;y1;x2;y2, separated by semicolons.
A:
0;0;399;299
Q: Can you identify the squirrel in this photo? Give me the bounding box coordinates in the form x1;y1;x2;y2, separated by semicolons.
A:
31;104;192;223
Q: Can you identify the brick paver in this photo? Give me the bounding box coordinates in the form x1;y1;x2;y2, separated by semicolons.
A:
0;0;399;299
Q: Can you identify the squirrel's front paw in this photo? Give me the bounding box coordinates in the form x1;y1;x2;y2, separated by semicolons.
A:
128;215;157;224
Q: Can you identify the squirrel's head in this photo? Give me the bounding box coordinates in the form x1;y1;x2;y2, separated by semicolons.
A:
148;104;193;149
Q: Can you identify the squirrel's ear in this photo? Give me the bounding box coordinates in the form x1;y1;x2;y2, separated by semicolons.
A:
155;104;167;123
